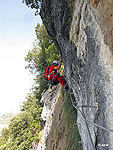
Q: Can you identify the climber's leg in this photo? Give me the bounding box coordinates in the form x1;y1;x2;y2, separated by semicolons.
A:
52;73;67;86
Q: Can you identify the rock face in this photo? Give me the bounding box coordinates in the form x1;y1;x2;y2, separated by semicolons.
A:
40;0;113;150
37;85;81;150
37;86;61;150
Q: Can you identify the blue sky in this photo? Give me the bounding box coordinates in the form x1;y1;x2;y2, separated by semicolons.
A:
0;0;42;116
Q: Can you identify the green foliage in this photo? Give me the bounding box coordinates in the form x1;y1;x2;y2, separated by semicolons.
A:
9;112;33;149
25;45;43;74
46;43;61;65
0;128;9;147
25;24;61;99
35;24;52;47
0;94;42;150
22;0;41;15
0;23;61;149
25;24;52;74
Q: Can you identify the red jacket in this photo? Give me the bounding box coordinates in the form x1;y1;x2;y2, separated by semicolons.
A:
48;65;57;80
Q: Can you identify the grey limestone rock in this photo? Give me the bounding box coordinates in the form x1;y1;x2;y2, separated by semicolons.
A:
40;0;113;149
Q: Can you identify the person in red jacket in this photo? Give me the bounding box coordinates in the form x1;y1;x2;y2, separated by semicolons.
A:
48;59;68;90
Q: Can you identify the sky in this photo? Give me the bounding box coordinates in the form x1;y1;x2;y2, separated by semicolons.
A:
0;0;42;116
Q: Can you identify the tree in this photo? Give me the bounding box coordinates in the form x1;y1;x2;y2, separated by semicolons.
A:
25;24;52;74
35;24;52;47
0;23;61;149
0;93;43;150
22;0;41;15
45;43;61;65
0;128;9;147
25;24;61;99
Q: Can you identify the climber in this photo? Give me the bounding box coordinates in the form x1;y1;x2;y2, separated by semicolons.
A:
43;59;68;90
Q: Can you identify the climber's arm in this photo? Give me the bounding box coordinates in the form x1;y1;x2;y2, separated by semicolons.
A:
54;59;62;70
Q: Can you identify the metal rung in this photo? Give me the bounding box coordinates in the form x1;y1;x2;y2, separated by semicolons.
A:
75;122;81;125
77;105;98;108
70;92;74;95
78;141;82;144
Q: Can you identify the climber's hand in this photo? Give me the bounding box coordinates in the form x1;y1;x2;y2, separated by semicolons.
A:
59;59;62;63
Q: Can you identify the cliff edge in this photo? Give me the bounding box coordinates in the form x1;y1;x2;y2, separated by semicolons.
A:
37;85;81;150
40;0;113;150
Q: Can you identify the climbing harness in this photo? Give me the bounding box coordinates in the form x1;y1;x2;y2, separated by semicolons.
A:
47;70;56;80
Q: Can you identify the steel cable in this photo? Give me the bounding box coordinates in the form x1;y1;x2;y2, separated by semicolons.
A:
68;89;113;133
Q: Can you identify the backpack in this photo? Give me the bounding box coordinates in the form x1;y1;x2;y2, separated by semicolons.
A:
43;66;50;80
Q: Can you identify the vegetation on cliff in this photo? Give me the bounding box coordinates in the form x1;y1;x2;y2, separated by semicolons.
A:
44;87;82;150
63;91;82;150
